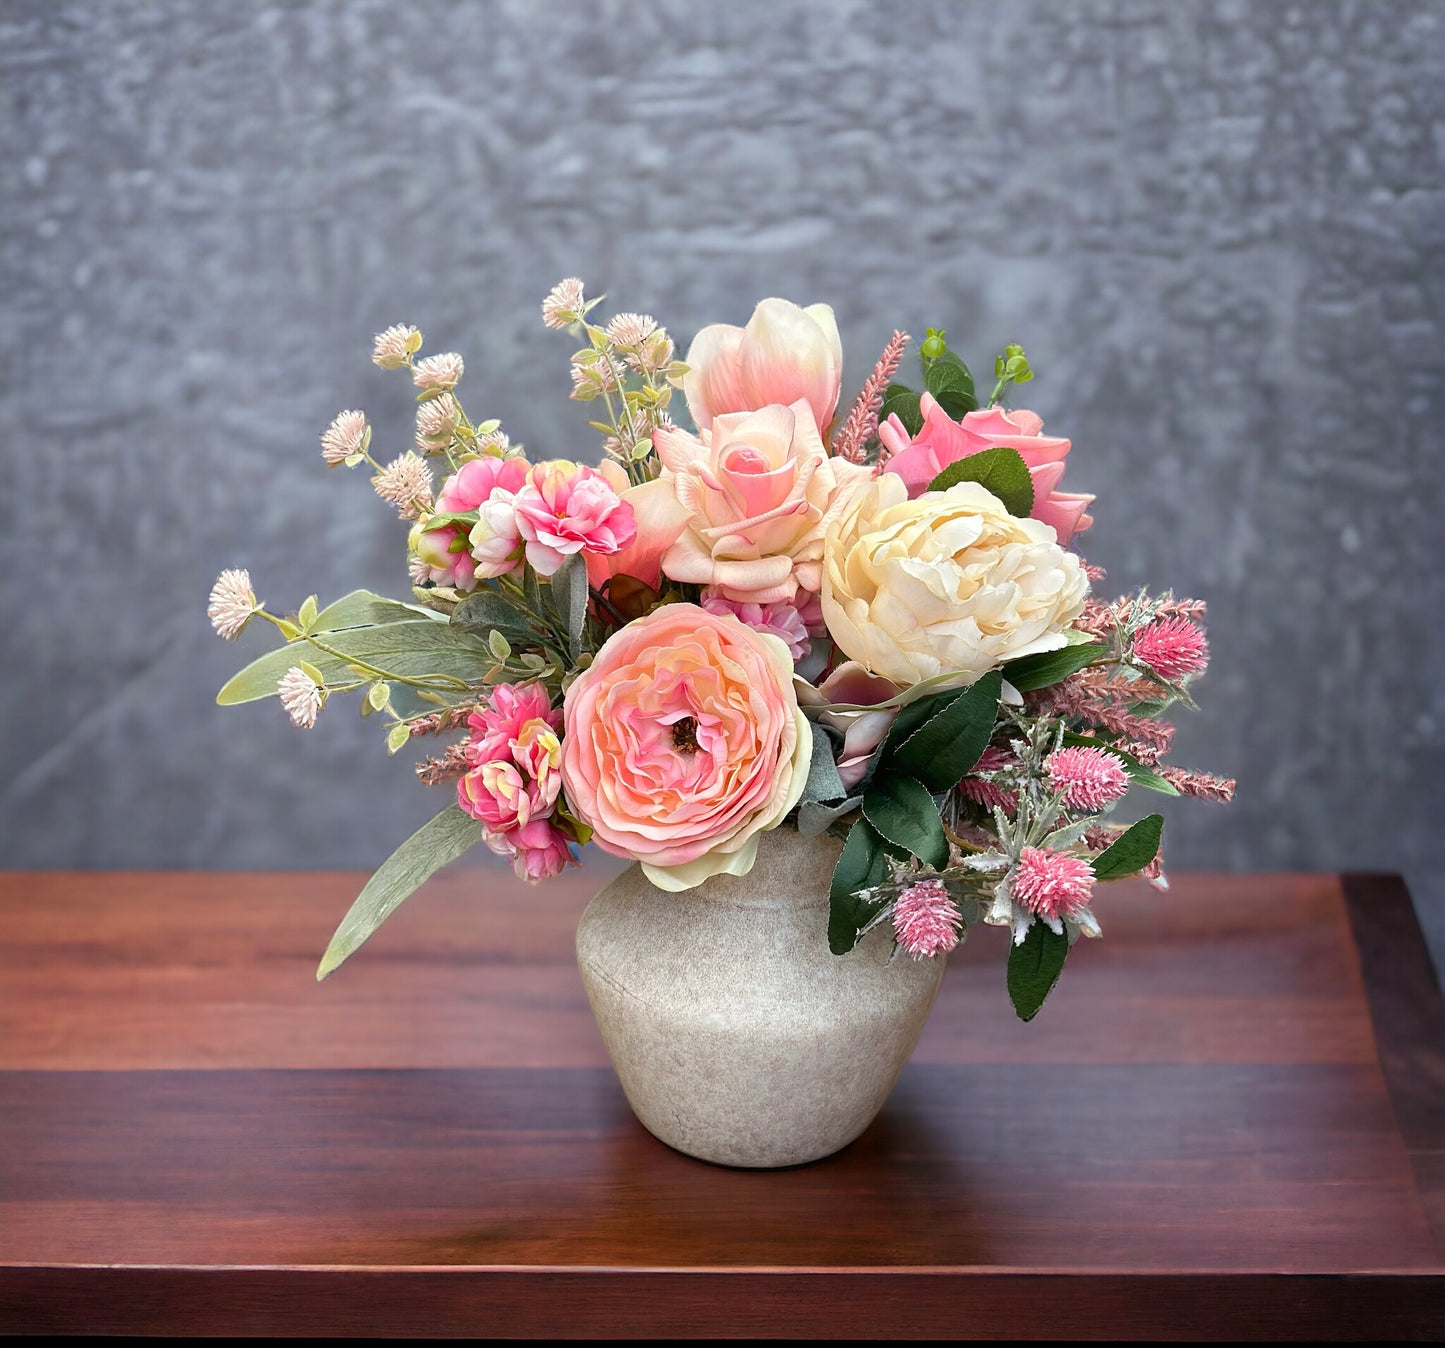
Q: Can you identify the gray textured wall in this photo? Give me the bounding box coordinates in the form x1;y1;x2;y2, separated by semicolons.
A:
3;0;1443;970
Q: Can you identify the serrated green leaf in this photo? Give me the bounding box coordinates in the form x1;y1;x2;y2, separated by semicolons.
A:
863;774;948;869
1091;813;1164;881
923;350;976;406
829;818;892;955
880;384;923;438
1007;920;1070;1021
317;805;483;979
934;389;978;420
928;445;1035;518
1001;640;1102;692
886;670;1001;792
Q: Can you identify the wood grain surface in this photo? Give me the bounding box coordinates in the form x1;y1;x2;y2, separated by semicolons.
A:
1;866;1442;1339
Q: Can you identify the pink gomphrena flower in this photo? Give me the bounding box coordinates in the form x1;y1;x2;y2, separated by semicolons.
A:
277;665;322;729
320;409;368;467
541;277;586;330
372;323;420;370
207;568;257;640
604;311;657;348
892;879;961;959
1132;616;1209;682
1046;745;1130;812
412;352;464;390
1011;846;1096;922
414;392;460;451
371;452;434;520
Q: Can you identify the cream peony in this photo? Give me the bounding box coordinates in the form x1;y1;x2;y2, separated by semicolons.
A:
821;476;1088;686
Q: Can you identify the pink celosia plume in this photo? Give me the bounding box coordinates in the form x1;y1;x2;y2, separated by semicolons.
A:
1012;846;1096;921
1046;745;1131;812
832;329;910;464
892;879;961;959
1132;617;1210;682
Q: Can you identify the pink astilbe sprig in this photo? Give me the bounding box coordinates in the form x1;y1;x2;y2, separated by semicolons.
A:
892;879;961;959
1132;617;1210;681
832;329;910;464
416;741;473;785
1158;765;1236;803
1011;847;1096;921
1047;745;1130;812
957;745;1019;812
1035;668;1175;755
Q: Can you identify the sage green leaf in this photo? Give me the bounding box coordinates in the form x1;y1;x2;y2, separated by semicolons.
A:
1091;813;1164;881
313;589;446;632
928;445;1035;518
829;818;891;955
1001;640;1101;692
1007;920;1070;1021
880;383;923;437
317;805;483;979
798;795;863;838
863;774;949;869
416;510;479;533
451;588;540;647
551;553;588;661
801;728;847;805
887;670;1002;792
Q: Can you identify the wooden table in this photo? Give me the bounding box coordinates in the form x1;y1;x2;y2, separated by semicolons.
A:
1;867;1441;1339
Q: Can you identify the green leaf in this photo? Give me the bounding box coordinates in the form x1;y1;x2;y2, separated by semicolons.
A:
416;510;479;534
385;722;411;754
800;727;847;805
886;670;1001;792
934;388;978;421
880;384;923;437
928;445;1035;518
829;818;892;955
1091;813;1164;881
297;594;318;631
1001;640;1102;692
366;681;391;712
862;774;948;869
1007;920;1070;1021
317;805;483;979
550;553;588;661
450;588;541;647
312;589;447;632
922;350;977;410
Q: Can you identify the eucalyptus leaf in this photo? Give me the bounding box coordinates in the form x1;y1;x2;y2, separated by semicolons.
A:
451;588;541;647
801;727;848;805
1007;920;1070;1021
1091;813;1164;881
863;774;949;869
828;818;892;955
551;553;589;661
1001;640;1102;692
886;670;1002;792
928;445;1035;518
317;805;483;980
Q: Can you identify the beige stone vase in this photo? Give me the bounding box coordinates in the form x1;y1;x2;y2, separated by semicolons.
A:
575;825;946;1168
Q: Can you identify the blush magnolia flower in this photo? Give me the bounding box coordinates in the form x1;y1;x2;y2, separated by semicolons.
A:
653;400;871;605
821;475;1090;686
512;460;637;577
879;397;1095;546
794;661;903;792
1046;745;1130;812
893;879;962;959
683;297;843;435
1132;616;1210;681
411;455;530;589
561;604;811;891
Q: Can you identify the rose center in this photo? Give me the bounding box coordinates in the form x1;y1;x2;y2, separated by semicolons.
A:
671;717;700;755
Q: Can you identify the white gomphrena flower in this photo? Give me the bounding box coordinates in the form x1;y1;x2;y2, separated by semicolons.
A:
541;277;586;330
414;392;460;451
605;311;657;347
277;666;322;729
412;352;464;390
372;323;420;369
476;426;510;453
207;568;257;640
320;408;368;466
409;554;432;585
372;452;435;520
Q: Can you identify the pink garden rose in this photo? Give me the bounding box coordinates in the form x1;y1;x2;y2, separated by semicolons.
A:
560;604;812;891
512;460;637;577
653;400;871;605
683;298;843;435
412;454;529;589
878;396;1095;545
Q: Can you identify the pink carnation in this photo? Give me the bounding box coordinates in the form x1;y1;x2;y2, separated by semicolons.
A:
483;815;578;882
414;456;530;589
513;460;637;577
1011;846;1096;921
701;592;811;661
465;682;561;765
1132;617;1209;681
892;879;961;959
457;719;562;834
1046;745;1130;812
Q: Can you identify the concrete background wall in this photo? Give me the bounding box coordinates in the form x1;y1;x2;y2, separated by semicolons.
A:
2;0;1442;971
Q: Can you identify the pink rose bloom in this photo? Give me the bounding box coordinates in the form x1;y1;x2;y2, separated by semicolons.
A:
795;661;902;792
413;455;530;589
701;592;811;661
654;399;872;605
457;718;563;834
878;396;1095;545
512;459;637;577
561;604;812;892
684;298;843;436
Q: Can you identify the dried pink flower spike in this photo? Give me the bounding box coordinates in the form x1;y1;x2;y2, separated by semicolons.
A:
1012;846;1096;921
541;277;586;330
1046;745;1130;812
892;879;961;959
372;323;419;369
320;409;367;466
413;352;464;390
207;568;256;640
277;666;321;729
1132;616;1209;681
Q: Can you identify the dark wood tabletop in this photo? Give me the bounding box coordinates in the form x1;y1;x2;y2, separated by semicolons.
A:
1;865;1441;1339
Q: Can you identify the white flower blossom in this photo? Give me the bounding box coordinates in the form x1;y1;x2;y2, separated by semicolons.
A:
372;323;420;369
207;568;257;640
277;666;321;729
412;352;464;390
541;277;585;330
372;452;434;520
320;409;368;466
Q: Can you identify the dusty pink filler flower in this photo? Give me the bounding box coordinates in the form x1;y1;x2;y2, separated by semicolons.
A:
1132;617;1209;682
893;879;961;959
1046;745;1130;812
701;593;811;661
513;460;637;577
1012;847;1096;921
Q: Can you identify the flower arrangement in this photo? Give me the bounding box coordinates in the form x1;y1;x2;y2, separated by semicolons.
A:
212;284;1232;1021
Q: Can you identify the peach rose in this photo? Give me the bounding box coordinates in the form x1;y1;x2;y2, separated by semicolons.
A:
683;298;843;435
879;397;1095;545
560;604;812;892
653;400;871;605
